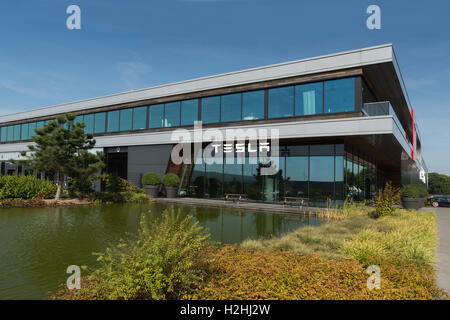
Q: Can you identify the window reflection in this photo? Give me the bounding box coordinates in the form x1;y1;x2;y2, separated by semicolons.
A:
84;114;94;134
242;90;264;120
295;82;323;116
120;108;133;131
21;123;29;141
181;99;198;126
28;122;36;139
221;93;242;122
149;104;164;129
268;86;294;118
201;96;220;124
107;110;119;132
164;102;180;127
133;106;147;130
324;78;355;113
94;113;106;134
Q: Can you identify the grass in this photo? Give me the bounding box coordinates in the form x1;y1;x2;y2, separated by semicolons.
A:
242;209;437;267
192;246;444;300
50;206;447;300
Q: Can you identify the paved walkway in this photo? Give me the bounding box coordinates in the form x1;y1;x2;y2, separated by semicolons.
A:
153;197;322;215
423;207;450;293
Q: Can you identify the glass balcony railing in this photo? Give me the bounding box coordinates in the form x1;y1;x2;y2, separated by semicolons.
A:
362;101;413;154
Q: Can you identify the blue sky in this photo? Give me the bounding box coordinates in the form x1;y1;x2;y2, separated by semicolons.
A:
0;0;449;174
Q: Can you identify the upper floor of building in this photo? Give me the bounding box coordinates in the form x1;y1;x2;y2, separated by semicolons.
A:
0;44;423;162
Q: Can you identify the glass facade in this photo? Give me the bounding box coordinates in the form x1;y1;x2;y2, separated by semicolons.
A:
268;86;294;118
0;77;359;143
84;114;94;134
324;78;355;113
295;82;323;116
201;96;220;124
186;143;352;206
221;93;242;122
94;113;106;134
149;104;164;129
107;110;120;132
133;106;147;130
242;90;264;120
164;102;180;127
119;108;133;131
181;99;198;126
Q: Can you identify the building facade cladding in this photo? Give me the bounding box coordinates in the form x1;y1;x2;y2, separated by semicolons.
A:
0;45;427;204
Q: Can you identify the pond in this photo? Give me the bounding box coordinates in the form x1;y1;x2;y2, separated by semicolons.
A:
0;202;324;299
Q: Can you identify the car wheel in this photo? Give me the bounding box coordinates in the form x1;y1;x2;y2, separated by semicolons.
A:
432;201;439;208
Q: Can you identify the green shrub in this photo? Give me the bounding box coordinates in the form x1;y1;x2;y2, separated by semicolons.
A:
193;246;445;300
92;192;126;203
142;172;161;186
374;182;398;217
64;210;209;300
162;173;180;187
402;184;428;198
127;192;151;203
0;175;57;199
68;176;95;199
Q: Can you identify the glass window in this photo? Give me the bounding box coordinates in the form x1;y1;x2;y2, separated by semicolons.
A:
201;96;220;124
189;163;205;197
75;115;84;126
164;102;180;127
94;113;106;133
243;90;264;120
285;156;308;197
295;82;323;116
223;156;242;194
268;86;294;118
310;156;335;205
21;123;29;141
1;127;8;142
28;122;36;139
181;99;198;126
84;114;94;134
221;93;242;122
149;104;164;128
120;108;133;131
133;106;147;130
324;78;355;113
310;144;335;156
243;156;261;200
205;159;223;198
7;126;13;142
36;121;45;129
12;125;20;141
107;110;119;132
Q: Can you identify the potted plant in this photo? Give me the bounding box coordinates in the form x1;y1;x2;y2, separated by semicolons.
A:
142;172;161;198
162;173;180;198
401;184;428;210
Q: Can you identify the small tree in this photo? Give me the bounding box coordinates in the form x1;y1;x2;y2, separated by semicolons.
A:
21;113;104;200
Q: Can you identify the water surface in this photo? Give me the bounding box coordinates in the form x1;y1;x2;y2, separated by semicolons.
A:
0;202;323;299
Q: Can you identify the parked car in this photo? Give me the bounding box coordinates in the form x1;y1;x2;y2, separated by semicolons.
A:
430;196;450;207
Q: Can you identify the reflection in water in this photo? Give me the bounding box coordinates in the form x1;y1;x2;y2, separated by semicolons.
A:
0;203;323;299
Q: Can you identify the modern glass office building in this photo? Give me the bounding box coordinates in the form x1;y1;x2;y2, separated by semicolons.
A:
0;44;427;205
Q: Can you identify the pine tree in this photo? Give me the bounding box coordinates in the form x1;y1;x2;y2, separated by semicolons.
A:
21;113;104;200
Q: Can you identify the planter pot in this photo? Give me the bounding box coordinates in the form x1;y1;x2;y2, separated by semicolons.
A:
144;185;159;198
165;186;178;198
401;197;425;210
